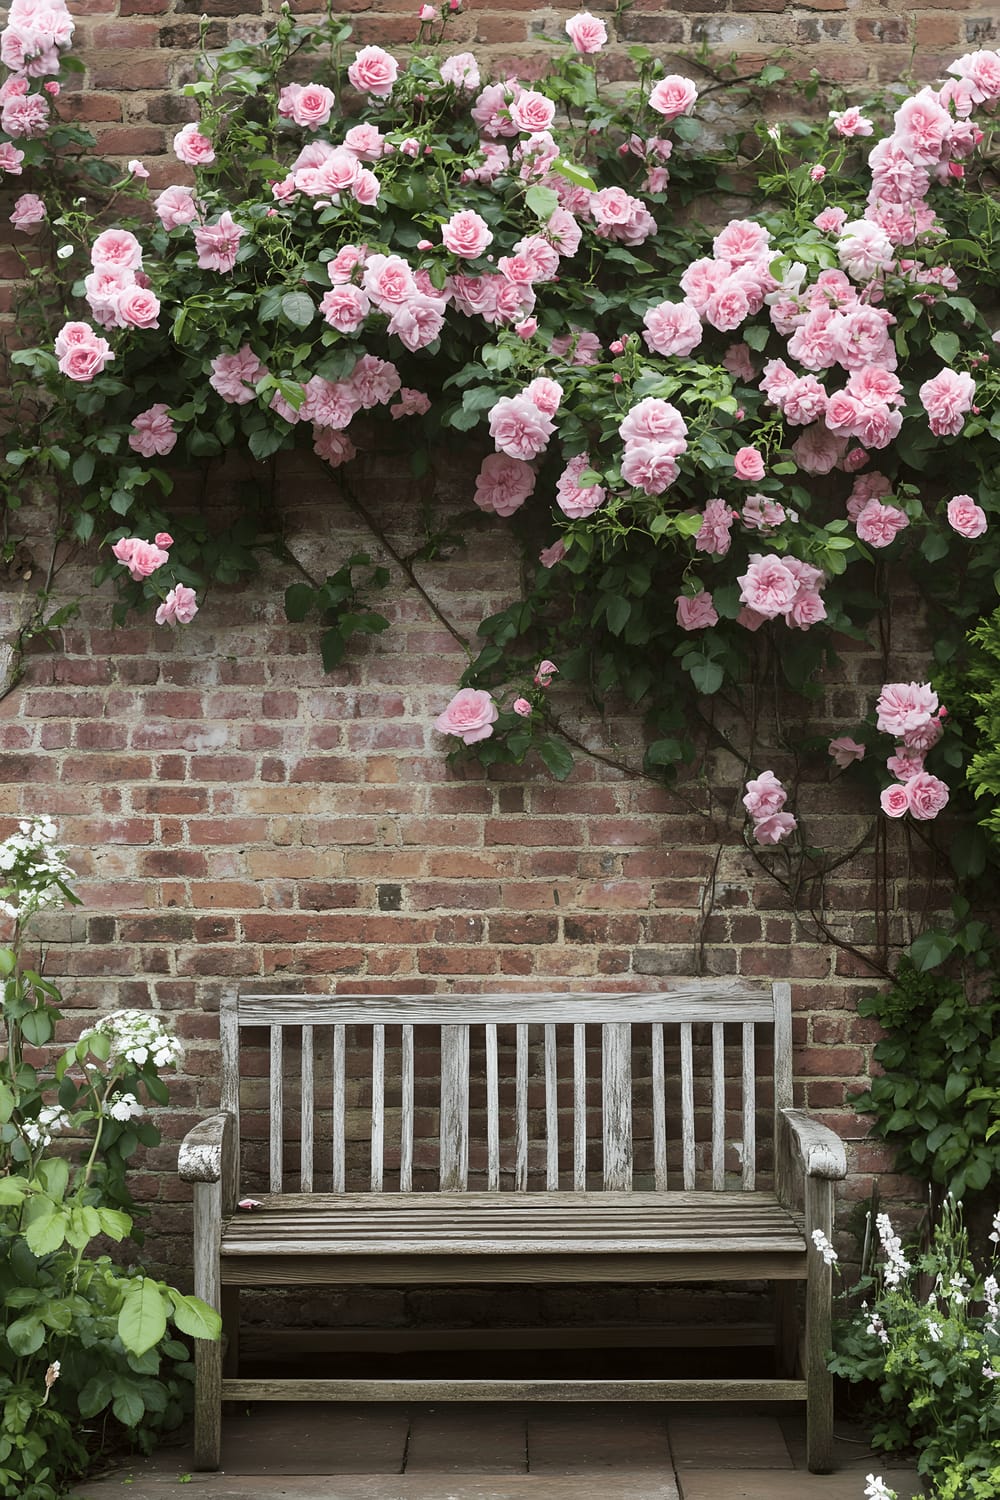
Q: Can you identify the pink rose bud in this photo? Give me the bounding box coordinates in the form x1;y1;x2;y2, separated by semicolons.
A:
533;659;558;687
612;373;622;384
238;1198;262;1210
513;698;532;717
809;165;826;182
417;238;433;250
154;532;173;548
609;339;625;354
733;445;766;481
449;0;460;10
128;159;149;178
418;2;435;15
515;318;538;339
44;81;60;96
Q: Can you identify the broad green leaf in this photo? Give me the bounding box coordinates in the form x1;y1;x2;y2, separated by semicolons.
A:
6;1315;45;1356
930;331;961;364
537;738;574;781
24;1210;68;1256
280;291;315;329
605;595;631;635
525;184;559;221
284;583;314;623
0;1082;14;1125
96;1206;132;1241
118;1278;168;1356
646;738;684;767
168;1289;222;1341
112;1384;146;1427
36;1157;69;1201
907;930;956;972
20;1008;53;1047
78;1373;114;1418
0;1175;27;1204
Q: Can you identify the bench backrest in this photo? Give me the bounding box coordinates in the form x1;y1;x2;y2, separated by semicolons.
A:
222;982;792;1195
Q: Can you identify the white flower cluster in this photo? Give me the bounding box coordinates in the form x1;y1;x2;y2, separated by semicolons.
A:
875;1212;911;1288
864;1476;896;1500
989;1208;1000;1245
0;817;75;923
81;1008;183;1071
984;1273;999;1337
106;1092;143;1123
866;1310;890;1346
810;1228;838;1265
21;1104;71;1149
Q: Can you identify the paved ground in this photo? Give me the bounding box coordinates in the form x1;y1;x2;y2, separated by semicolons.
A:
68;1402;921;1500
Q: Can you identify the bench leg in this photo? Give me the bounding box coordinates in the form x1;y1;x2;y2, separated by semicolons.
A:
773;1283;799;1378
192;1179;223;1471
805;1176;835;1474
221;1286;240;1378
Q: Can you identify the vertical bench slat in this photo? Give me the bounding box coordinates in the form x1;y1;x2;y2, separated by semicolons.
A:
515;1024;528;1192
680;1021;695;1190
652;1022;668;1191
742;1021;756;1191
331;1023;345;1194
601;1022;633;1191
573;1022;587;1191
486;1023;500;1193
269;1025;283;1194
300;1026;314;1193
544;1023;559;1191
711;1021;725;1191
440;1024;470;1191
370;1023;385;1192
773;981;795;1208
400;1023;414;1192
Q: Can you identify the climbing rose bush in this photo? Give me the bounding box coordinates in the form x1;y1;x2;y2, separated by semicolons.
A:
2;2;1000;858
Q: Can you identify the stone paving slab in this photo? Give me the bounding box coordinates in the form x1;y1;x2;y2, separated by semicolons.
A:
405;1405;527;1472
668;1411;793;1469
677;1473;921;1500
70;1475;679;1500
528;1406;674;1473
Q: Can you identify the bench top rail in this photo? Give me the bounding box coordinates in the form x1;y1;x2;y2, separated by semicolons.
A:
222;983;792;1198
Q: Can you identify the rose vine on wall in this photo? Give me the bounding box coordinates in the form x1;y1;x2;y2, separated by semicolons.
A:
2;2;1000;971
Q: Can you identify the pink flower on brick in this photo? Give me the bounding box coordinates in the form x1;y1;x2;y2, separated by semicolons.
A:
737;554;798;619
556;453;605;519
648;74;697;121
112;536;169;580
829;106;873;138
620;441;679;496
534;660;558;687
434;688;498;744
753;811;797;845
442;209;493;259
319;285;370;334
278;81;336;130
676;592;718;630
348;45;399;97
887;746;924;781
313;428;357;468
509;89;556;133
91;228;142;271
209;346;267;405
155;584;199;626
128;403;176;457
513;697;532;717
9;192;45;233
488;394;554;461
390;387;431;420
743;770;787;820
695;497;736;555
904;771;949;820
440;52;480;90
193;211;245;273
1;92;49;138
55;323;113;382
642;300;703;357
618;397;687;450
828;737;865;769
524;377;563;416
539;538;567;568
712;219;770;267
855;499;909;548
875;682;939;738
565;12;607;52
880;783;909;818
154;185;198;231
919;368;976;437
117;285;160;330
0;143;25;174
173;122;215;166
473;453;535;517
946;494;987;538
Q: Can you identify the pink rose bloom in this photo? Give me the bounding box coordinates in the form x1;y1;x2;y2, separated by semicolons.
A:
837;220;894;281
319;284;370;334
1;92;49;138
112;536;169;580
343;123;387;161
786;589;828;631
524;377;563;416
829;736;865;769
743;770;787;820
473;452;536;516
565;12;607;51
759;358;798;405
155;584;199;626
723;342;755;382
782;376;828;427
904;771;949;821
919;368;975;437
540;539;567;568
893;90;952;166
753;811;797;845
946;494;987;538
349;354;401;409
347;45;399;98
441;209;493;259
875;681;939;738
509;89;556;133
846;471;891;520
91;227;142;271
173;122;215;166
440;52;480;90
695;497;736;555
10;192;45;232
193;211;246;273
676;592;718;630
278;81;336;129
855;499;909;548
155;532;173;548
948;49;1000;104
648;74;698;121
880;783;909;818
550;327;602;366
556;453;605;519
129;404;177;458
512;698;532;718
887;746;924;781
328;243;368;284
514;234;560;282
618;397;687;450
738;555;798;619
515;318;538;340
620;440;680;496
471;79;522;139
116;285;160;330
712;219;770;267
314;428;357;468
363;253;416;310
829;106;874;137
352;168;380;207
534;660;558;687
154;185;198;231
57;329;113;382
434;688;498;745
742;495;785;530
488;394;555;461
733;446;765;481
791;423;847;475
387;294;446;351
390;387;431;419
209;345;267;404
643;299;703;357
814;206;848;234
0;143;25;174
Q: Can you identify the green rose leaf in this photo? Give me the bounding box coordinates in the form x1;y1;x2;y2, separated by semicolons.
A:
118;1278;168;1356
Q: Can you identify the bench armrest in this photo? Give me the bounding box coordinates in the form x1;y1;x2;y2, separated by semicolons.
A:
780;1108;847;1181
178;1112;234;1184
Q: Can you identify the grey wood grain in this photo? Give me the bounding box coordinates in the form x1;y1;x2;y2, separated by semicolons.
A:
439;1025;470;1192
601;1023;632;1192
300;1025;314;1194
269;1025;283;1195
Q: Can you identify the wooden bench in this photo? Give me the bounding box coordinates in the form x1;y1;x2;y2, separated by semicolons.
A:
178;981;847;1473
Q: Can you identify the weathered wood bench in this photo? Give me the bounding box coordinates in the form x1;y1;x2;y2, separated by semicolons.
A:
178;981;847;1472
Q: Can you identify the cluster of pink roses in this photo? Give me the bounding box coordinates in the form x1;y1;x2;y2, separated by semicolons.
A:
618;397;689;497
874;681;949;819
742;771;797;845
110;534;199;624
737;554;827;631
54;319;113;382
82;228;160;331
0;0;72;81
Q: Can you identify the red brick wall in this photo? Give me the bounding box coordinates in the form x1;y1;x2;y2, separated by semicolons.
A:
56;0;998;182
0;448;942;1277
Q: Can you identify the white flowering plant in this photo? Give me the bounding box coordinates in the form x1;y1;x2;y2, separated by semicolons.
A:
829;1196;1000;1500
0;819;220;1500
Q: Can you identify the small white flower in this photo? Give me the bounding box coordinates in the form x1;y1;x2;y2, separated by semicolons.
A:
983;1363;999;1381
926;1320;942;1343
107;1093;144;1123
56;244;74;259
811;1228;838;1265
864;1477;896;1500
989;1208;1000;1245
